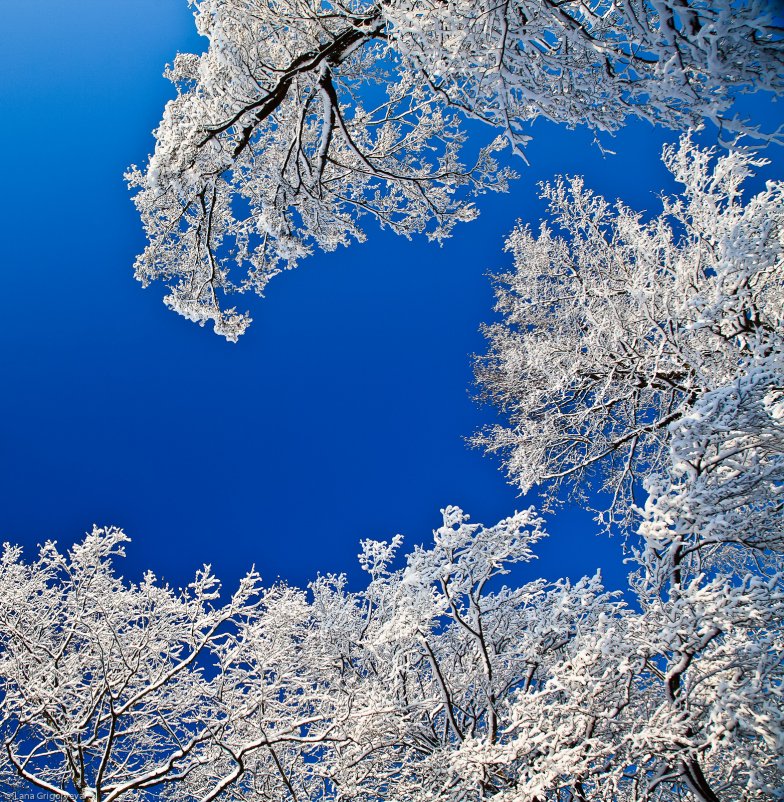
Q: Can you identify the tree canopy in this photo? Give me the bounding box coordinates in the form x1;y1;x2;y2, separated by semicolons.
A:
474;135;784;528
128;0;784;339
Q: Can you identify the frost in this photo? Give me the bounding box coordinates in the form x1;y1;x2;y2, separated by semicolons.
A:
130;0;783;338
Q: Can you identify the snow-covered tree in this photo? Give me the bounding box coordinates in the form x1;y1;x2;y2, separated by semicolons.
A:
324;509;630;802
4;495;781;800
0;528;338;802
475;135;784;528
468;133;784;799
3;509;604;802
128;0;783;339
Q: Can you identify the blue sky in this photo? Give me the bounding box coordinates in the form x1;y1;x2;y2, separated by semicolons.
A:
1;1;781;593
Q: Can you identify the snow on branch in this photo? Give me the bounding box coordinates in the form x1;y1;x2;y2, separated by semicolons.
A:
2;482;782;799
475;134;784;531
129;0;783;338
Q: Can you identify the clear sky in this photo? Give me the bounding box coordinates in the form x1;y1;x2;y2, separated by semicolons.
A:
1;1;781;594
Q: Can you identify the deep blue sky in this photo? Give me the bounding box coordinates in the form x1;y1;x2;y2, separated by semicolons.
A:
1;1;781;594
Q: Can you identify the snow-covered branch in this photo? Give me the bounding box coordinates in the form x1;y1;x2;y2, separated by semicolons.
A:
129;0;783;338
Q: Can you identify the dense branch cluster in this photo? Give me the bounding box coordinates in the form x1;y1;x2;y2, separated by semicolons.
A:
128;0;783;339
1;477;781;800
475;136;784;528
